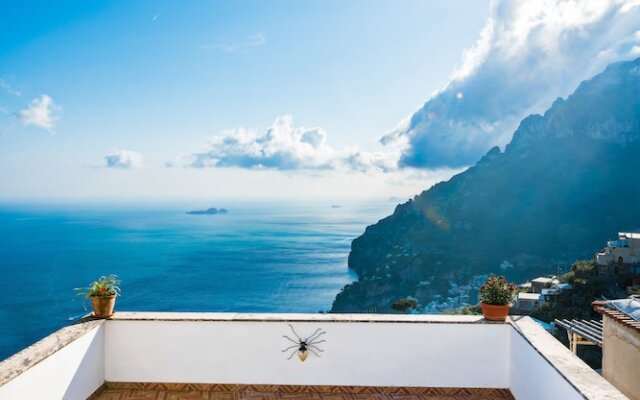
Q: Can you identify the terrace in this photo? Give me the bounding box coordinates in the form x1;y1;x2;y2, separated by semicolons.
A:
0;313;628;400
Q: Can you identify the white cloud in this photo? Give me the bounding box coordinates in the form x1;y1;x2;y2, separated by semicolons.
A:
177;115;399;173
201;32;267;52
15;94;58;131
0;79;21;96
105;150;144;169
384;0;640;168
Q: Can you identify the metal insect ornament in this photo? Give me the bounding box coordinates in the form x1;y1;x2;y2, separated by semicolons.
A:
282;324;326;362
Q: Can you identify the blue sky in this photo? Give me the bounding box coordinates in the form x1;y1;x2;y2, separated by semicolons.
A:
1;1;639;202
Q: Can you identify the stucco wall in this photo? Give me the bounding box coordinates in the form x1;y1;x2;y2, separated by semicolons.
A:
105;319;511;388
0;324;104;400
509;328;584;400
603;317;640;400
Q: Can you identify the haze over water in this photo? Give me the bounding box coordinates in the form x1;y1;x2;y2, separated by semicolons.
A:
0;201;395;361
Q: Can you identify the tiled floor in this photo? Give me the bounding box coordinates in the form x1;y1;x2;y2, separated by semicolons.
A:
90;383;515;400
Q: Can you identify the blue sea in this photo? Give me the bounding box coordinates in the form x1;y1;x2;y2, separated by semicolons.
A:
0;202;394;361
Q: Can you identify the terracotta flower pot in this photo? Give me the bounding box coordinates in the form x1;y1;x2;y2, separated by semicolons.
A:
481;302;511;321
90;295;116;318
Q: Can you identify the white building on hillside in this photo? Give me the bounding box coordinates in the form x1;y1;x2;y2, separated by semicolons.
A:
597;232;640;275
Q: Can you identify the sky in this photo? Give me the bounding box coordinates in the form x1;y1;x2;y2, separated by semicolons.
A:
1;0;639;203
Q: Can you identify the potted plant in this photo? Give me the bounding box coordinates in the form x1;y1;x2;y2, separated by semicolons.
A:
76;275;121;318
479;275;516;321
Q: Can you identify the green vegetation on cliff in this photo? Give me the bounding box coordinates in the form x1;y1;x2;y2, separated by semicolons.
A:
530;260;635;369
531;260;632;323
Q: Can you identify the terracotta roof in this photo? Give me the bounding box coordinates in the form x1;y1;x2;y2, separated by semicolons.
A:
593;300;640;332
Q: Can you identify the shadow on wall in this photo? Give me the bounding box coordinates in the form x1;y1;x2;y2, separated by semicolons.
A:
62;325;104;400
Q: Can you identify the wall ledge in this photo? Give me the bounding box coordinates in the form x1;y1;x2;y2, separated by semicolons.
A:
0;318;104;387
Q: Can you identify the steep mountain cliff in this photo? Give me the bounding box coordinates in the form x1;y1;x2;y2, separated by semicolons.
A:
332;58;640;312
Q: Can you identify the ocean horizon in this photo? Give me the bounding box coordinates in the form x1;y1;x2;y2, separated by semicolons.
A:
0;201;397;361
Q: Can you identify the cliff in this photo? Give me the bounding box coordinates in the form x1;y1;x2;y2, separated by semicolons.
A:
332;58;640;312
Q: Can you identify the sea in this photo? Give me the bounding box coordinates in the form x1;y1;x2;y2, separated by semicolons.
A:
0;201;395;361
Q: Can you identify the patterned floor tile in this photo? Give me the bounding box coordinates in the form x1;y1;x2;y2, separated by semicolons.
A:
91;383;514;400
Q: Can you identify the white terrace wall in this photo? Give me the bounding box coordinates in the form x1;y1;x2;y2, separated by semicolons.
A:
507;317;627;400
0;324;104;400
509;328;584;400
0;314;625;400
105;319;511;388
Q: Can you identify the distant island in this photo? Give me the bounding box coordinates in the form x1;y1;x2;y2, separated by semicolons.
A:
186;207;228;215
331;205;342;208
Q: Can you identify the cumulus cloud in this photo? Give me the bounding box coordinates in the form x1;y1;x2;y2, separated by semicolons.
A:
202;33;267;52
384;0;640;168
177;115;398;173
105;150;144;169
15;94;58;131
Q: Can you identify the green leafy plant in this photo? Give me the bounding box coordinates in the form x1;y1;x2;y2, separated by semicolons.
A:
75;275;121;299
479;275;516;305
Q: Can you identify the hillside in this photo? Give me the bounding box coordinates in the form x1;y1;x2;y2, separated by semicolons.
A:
332;58;640;312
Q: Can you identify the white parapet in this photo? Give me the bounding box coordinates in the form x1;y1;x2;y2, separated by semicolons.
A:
0;321;104;400
105;316;509;387
0;312;629;400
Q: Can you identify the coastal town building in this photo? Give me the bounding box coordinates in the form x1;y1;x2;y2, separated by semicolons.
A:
518;282;531;291
541;287;559;301
530;277;557;293
514;277;572;313
593;297;640;400
597;232;640;275
515;293;543;312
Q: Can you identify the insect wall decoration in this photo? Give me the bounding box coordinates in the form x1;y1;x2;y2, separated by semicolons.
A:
282;324;326;362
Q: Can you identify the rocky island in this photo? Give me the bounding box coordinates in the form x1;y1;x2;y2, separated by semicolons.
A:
186;207;228;215
332;58;640;313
